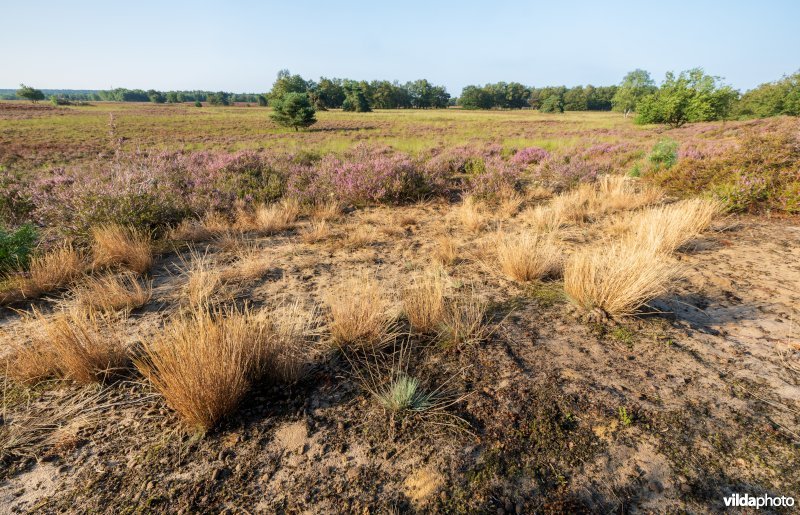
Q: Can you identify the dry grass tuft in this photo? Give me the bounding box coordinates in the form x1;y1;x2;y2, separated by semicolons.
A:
73;272;152;313
300;220;331;244
621;198;722;253
3;321;59;384
438;287;491;349
402;268;447;334
91;224;153;275
454;196;486;232
136;304;312;431
310;200;342;222
496;232;562;282
343;224;380;249
497;190;525;218
223;246;271;281
325;275;393;348
250;199;300;235
34;308;128;383
6;244;86;301
180;251;224;307
522;204;565;233
432;235;458;266
563;241;681;318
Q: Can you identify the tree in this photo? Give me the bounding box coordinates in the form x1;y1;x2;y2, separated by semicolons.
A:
207;91;230;106
17;84;45;103
539;94;564;113
257;94;268;107
735;70;800;118
341;83;371;112
636;69;738;127
270;92;317;130
459;85;493;109
268;69;309;104
612;69;656;117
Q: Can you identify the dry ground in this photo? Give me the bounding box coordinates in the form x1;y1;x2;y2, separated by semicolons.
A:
1;194;798;513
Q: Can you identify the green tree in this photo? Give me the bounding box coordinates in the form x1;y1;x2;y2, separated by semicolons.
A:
341;83;371;112
257;94;268;107
207;91;230;106
539;94;564;113
268;69;309;104
636;69;738;127
270;92;317;130
16;84;45;103
458;85;493;109
735;71;800;118
612;69;656;117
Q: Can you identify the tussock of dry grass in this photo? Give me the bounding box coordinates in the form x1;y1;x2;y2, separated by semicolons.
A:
438;287;491;349
34;308;128;383
432;235;458;266
621;198;722;253
73;272;152;313
564;241;681;318
5;244;86;302
522;204;565;233
496;232;562;282
223;246;271;281
300;220;331;244
402;269;447;334
136;304;312;431
3;322;58;384
180;251;225;306
310;200;342;222
91;224;153;275
249;199;300;235
343;224;380;248
454;196;485;232
325;275;393;348
497;190;525;218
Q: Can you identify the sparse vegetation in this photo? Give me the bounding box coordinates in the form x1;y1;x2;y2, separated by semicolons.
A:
91;224;153;275
325;275;393;348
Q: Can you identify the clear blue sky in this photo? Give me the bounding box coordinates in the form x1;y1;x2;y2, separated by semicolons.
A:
2;0;798;95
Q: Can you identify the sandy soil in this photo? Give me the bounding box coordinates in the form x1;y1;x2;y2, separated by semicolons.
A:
0;205;798;513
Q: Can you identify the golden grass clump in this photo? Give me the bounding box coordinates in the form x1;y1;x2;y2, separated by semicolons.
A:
136;304;313;431
497;189;525;218
223;246;271;281
432;235;458;266
251;199;300;234
343;224;380;248
496;232;562;282
455;196;486;232
310;200;342;222
91;224;153;275
438;287;491;349
522;204;565;233
73;272;152;313
325;275;393;348
622;198;722;253
300;220;331;244
181;251;224;307
563;241;681;318
3;322;59;384
7;244;86;301
35;308;128;383
402;268;447;334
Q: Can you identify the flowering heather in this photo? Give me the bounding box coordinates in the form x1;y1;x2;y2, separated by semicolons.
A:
510;146;550;166
467;157;523;198
534;156;600;190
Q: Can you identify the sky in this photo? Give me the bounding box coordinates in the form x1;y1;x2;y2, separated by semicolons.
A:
2;0;798;95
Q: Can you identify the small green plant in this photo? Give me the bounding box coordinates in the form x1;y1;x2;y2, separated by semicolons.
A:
609;326;635;346
0;224;37;273
618;406;633;426
194;100;202;107
648;139;678;170
628;162;642;178
375;374;434;412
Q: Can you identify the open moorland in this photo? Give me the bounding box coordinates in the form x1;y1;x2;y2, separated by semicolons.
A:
0;102;798;513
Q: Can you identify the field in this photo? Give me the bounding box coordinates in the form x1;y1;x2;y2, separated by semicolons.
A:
0;102;798;513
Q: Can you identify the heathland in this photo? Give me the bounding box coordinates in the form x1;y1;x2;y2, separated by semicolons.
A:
0;101;798;513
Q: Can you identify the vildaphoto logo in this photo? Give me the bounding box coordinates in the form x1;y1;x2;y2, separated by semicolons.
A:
723;493;795;509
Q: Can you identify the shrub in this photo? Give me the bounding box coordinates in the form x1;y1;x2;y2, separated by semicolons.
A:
648;139;678;170
510;147;550;166
467;158;522;199
0;224;37;273
270;92;317;131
